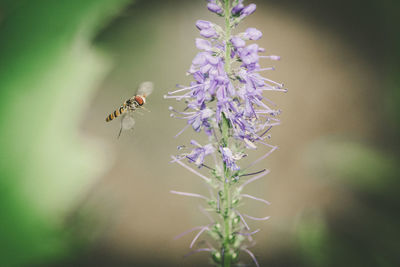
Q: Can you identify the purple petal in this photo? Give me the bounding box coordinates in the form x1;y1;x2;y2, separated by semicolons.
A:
237;229;260;236
236;210;250;230
196;38;212;51
241;4;257;16
232;1;244;14
207;3;223;14
243;214;271;221
200;28;217;38
192;52;207;65
206;54;219;65
174;225;205;240
203;144;215;155
245;27;263;40
170;190;209;201
231;36;246;48
171;155;211;183
270;55;281;61
196;20;212;30
190;227;209;248
190;139;201;147
240;193;271;205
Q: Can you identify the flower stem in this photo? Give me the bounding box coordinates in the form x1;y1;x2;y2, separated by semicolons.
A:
221;114;232;267
222;2;232;266
223;173;231;267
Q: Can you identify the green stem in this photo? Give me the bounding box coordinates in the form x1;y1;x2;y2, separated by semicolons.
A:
223;172;231;267
221;113;231;267
222;1;232;267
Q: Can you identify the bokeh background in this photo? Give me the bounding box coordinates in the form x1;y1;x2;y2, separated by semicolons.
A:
0;0;399;266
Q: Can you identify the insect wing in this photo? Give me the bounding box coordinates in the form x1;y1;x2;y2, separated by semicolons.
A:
136;81;154;97
121;112;136;130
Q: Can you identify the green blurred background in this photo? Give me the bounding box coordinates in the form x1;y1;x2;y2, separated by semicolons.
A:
0;0;399;266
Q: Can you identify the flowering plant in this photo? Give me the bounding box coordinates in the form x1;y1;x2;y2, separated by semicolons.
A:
165;0;285;266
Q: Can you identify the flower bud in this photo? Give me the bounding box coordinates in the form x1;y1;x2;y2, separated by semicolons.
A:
241;3;256;16
231;252;239;262
205;54;219;65
231;37;246;48
200;28;218;38
195;20;213;30
229;234;236;243
192;52;207;65
244;27;262;40
207;3;223;14
232;1;244;15
212;251;222;263
195;38;212;51
212;223;222;234
232;216;241;226
215;75;228;84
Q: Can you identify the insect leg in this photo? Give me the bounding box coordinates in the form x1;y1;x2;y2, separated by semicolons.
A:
118;122;123;139
140;106;151;112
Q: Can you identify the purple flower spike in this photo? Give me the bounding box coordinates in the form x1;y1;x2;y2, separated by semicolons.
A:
207;3;223;14
244;28;263;40
168;1;285;265
241;3;257;17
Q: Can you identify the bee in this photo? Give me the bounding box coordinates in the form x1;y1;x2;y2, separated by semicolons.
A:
106;81;154;137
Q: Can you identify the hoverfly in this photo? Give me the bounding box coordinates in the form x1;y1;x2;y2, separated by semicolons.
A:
105;81;154;138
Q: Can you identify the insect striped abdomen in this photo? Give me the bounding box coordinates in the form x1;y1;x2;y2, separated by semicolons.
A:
106;103;127;122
